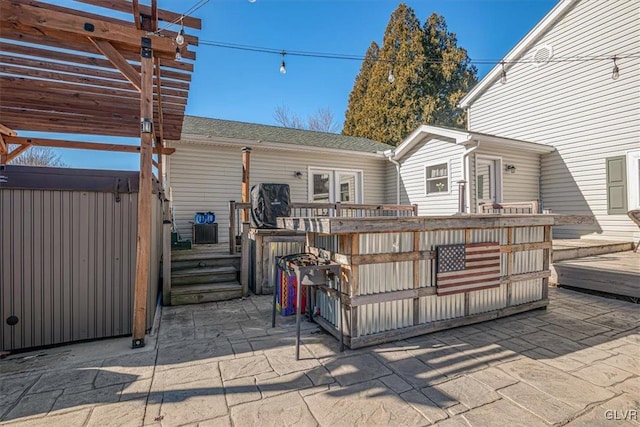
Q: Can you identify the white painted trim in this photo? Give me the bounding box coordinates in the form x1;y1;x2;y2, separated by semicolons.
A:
394;125;471;160
459;0;579;109
424;159;453;197
475;154;504;205
627;150;640;209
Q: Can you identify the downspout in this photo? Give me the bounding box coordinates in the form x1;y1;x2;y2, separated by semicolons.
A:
460;140;480;213
384;150;401;205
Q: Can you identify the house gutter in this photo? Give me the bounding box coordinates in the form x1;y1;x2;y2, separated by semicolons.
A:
460;140;480;213
383;149;401;205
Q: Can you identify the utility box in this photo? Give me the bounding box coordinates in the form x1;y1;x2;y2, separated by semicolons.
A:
192;223;218;244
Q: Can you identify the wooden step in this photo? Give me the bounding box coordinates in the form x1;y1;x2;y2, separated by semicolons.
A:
170;254;241;271
171;266;237;286
170;281;243;305
553;241;633;262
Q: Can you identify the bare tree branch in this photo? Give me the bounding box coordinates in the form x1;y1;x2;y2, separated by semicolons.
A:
8;145;69;167
274;104;339;133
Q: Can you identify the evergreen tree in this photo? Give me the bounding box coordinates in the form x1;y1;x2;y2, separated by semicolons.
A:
342;41;379;136
343;4;477;145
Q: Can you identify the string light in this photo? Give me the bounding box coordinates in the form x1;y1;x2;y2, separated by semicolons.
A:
175;17;185;46
175;47;182;61
387;67;395;84
279;51;286;74
611;55;620;80
500;61;507;84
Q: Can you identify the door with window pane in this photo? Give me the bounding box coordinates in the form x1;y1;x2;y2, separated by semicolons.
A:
477;158;497;210
311;171;332;202
337;172;359;203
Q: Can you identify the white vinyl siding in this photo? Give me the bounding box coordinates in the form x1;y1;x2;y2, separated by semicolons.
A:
166;141;387;242
470;147;541;212
468;0;640;240
396;138;463;215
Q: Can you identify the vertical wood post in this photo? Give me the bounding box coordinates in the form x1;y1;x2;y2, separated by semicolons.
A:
542;225;551;300
412;231;420;325
412;204;419;216
241;147;251;223
464;228;471;315
132;37;153;348
240;222;250;297
229;200;236;254
506;227;514;307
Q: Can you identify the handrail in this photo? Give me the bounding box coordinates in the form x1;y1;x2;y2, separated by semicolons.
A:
229;201;418;254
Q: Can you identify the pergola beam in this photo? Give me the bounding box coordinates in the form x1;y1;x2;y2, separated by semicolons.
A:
89;38;141;92
0;123;17;137
2;1;178;54
77;0;202;30
5;144;31;162
4;136;176;155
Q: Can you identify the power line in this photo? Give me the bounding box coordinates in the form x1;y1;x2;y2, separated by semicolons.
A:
199;39;640;67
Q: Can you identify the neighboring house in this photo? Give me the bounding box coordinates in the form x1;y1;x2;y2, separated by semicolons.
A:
384;125;554;215
166;116;392;242
458;0;639;241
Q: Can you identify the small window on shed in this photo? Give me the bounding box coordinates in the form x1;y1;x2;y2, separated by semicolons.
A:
425;163;449;195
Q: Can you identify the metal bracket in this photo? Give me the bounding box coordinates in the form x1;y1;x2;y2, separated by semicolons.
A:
141;37;152;58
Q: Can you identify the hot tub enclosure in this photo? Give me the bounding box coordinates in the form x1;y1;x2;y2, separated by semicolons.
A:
0;166;163;352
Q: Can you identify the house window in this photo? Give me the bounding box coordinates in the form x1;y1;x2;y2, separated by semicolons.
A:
425;162;449;195
309;169;362;203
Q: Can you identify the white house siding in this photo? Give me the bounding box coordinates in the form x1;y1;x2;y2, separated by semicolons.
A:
467;0;640;240
395;137;464;215
166;140;387;242
470;147;541;212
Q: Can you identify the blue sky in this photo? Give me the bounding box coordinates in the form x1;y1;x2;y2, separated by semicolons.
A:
27;0;557;170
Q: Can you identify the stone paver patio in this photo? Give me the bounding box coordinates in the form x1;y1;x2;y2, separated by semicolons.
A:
1;287;639;426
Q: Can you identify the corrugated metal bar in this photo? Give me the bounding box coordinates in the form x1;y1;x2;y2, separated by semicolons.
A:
265;241;306;292
359;232;413;254
469;284;508;315
1;187;162;352
511;279;543;305
358;299;413;336
419;294;465;323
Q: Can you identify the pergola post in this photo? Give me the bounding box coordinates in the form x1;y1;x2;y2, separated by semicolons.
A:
131;36;154;348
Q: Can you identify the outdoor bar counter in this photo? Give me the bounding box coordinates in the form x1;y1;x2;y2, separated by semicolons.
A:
277;214;593;349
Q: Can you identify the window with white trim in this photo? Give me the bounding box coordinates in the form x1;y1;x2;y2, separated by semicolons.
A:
425;162;449;195
309;169;362;203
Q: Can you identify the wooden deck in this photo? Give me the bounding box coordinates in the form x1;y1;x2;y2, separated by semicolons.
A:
552;239;633;261
554;251;639;300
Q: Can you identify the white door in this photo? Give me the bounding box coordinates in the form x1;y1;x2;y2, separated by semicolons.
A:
476;158;499;210
628;150;640;209
311;171;333;203
336;171;360;204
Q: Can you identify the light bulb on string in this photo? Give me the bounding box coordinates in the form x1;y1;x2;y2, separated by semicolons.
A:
279;51;286;74
500;61;507;84
388;67;395;84
248;0;256;2
175;47;182;61
611;55;620;80
175;17;185;46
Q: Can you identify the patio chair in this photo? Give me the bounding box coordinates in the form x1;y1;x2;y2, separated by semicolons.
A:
627;209;640;252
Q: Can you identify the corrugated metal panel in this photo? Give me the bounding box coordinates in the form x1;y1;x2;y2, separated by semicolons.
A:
468;0;639;239
511;279;543;305
1;188;162;352
166;142;388;243
265;241;306;292
419;295;465;323
359;232;413;254
469;284;508;315
419;230;465;287
316;290;339;328
358;300;414;336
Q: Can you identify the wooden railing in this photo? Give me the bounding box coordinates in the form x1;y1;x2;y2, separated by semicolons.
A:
481;201;540;214
228;201;418;254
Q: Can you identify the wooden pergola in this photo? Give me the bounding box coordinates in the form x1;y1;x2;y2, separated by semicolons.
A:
0;0;200;347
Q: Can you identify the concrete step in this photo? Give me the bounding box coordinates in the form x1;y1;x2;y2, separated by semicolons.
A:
170;281;243;305
171;266;238;286
170;254;241;272
553;241;633;262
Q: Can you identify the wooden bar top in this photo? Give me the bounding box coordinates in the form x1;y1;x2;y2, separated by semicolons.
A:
276;214;595;235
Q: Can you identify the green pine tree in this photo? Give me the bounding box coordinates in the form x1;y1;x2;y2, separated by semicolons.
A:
343;41;379;136
343;4;477;145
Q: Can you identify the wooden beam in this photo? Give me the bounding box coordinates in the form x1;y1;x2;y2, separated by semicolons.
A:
89;38;141;91
2;1;178;54
151;0;158;31
0;135;7;155
77;0;202;29
131;0;141;29
155;55;165;186
132;37;155;348
0;123;17;137
6;144;31;162
4;136;175;155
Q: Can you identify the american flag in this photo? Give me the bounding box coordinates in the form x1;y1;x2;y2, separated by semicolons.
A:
436;242;501;296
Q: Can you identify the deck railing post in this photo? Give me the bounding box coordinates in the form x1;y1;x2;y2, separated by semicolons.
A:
229;200;236;254
412;204;419;216
335;202;342;217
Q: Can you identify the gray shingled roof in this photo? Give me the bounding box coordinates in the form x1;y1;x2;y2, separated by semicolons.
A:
181;115;392;154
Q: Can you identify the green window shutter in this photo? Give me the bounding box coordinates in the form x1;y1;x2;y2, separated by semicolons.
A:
606;156;628;214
